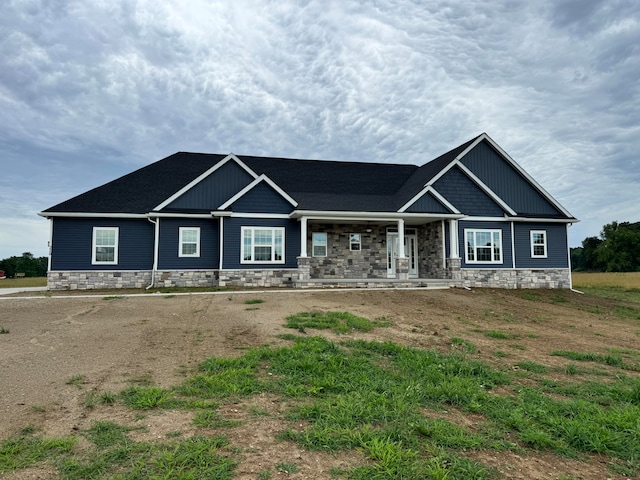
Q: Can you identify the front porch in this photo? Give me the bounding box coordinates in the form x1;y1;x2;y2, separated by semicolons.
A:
294;219;461;286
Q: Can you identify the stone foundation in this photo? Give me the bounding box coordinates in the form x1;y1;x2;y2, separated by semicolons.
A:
217;269;297;288
459;268;571;289
155;270;216;288
48;271;152;290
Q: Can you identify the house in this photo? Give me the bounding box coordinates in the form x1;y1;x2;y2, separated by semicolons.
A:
39;133;577;290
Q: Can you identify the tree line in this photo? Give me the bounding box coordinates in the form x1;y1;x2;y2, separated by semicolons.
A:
571;221;640;272
0;252;48;278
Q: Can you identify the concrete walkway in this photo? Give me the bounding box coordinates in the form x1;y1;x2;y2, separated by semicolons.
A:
0;286;48;296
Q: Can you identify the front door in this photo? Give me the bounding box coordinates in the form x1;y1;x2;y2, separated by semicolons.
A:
387;230;418;278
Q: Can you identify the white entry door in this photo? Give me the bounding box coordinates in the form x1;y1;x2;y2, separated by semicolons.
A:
387;231;418;277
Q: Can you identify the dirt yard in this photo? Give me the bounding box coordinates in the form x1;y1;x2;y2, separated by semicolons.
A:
1;288;638;479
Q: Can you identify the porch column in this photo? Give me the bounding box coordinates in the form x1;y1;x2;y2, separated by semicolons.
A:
299;217;308;257
396;219;409;280
397;219;406;258
449;219;459;258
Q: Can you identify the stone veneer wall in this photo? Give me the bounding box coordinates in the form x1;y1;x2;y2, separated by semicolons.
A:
307;224;388;279
155;270;216;288
417;222;445;278
48;271;152;290
217;269;297;287
459;268;571;289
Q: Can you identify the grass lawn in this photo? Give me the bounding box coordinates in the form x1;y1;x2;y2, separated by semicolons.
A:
0;277;47;288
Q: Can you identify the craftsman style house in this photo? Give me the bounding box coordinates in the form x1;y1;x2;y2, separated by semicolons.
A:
40;133;577;290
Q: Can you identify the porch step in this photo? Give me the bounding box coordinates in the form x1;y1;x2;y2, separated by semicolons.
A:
297;278;452;289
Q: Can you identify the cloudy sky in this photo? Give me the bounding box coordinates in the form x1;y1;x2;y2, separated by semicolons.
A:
1;0;638;260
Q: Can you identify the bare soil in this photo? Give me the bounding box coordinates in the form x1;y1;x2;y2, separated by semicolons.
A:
1;288;638;479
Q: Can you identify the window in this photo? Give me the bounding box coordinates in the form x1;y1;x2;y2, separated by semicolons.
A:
241;227;284;263
349;233;361;251
312;233;327;257
179;227;200;257
530;230;547;258
465;229;502;264
92;227;118;265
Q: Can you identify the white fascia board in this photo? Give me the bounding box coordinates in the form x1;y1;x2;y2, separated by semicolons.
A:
38;212;148;218
454;160;518;216
507;216;579;223
217;174;298;210
470;134;576;219
149;213;213;219
398;186;461;214
228;212;291;219
290;210;464;221
153;154;259;211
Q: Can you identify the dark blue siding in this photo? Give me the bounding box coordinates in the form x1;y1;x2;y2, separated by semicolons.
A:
222;217;300;269
459;220;512;269
406;192;451;214
157;218;219;269
229;182;294;214
51;217;153;270
514;223;569;268
434;167;505;216
166;160;254;211
460;141;562;216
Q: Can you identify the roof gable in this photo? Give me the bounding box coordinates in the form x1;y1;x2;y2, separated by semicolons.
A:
162;158;255;212
459;139;566;217
433;166;507;217
219;175;298;213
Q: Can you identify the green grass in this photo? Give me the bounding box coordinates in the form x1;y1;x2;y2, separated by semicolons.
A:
245;299;264;305
0;277;47;288
0;328;9;334
484;330;515;339
66;375;85;388
284;311;391;334
4;325;640;478
550;350;633;369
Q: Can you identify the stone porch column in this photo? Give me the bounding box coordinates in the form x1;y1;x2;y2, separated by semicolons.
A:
297;256;310;281
396;257;409;280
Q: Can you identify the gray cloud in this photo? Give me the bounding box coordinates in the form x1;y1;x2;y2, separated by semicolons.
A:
1;0;639;258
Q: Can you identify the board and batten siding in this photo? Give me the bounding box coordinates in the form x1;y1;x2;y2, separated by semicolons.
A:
513;223;569;268
405;191;451;214
228;182;294;214
433;167;505;217
458;220;513;269
459;140;561;216
157;217;219;270
165;160;254;211
51;217;153;270
221;217;300;269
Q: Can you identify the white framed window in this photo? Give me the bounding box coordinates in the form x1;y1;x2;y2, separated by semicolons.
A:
179;227;200;257
530;230;547;258
92;227;119;265
465;229;502;264
312;232;327;257
241;227;285;264
349;233;361;251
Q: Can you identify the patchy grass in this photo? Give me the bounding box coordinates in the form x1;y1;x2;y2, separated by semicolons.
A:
284;311;391;334
245;299;264;305
0;327;9;334
572;272;640;291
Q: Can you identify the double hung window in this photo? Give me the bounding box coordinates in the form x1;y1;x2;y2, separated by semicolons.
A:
241;227;284;263
349;234;361;251
92;227;119;265
312;233;327;257
530;230;547;258
465;229;502;264
179;227;200;257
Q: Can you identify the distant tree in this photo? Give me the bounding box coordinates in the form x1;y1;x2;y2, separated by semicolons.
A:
596;221;640;272
0;252;48;277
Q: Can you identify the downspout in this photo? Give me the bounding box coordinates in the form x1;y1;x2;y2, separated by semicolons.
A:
566;223;583;293
146;217;159;290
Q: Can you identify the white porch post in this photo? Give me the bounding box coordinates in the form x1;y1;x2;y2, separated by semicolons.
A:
449;219;459;258
300;217;308;257
397;219;406;258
